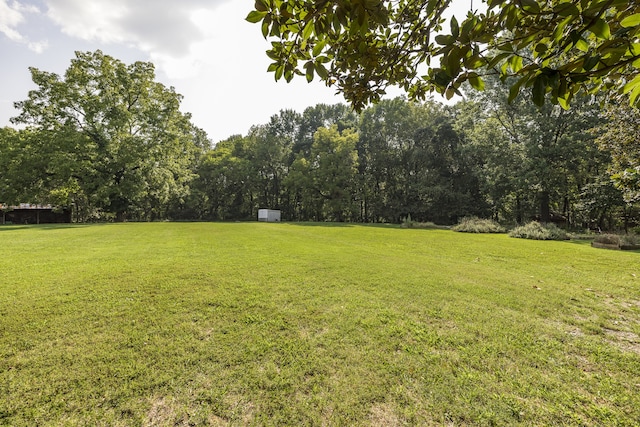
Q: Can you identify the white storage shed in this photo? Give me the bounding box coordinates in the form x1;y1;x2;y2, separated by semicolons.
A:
258;209;281;222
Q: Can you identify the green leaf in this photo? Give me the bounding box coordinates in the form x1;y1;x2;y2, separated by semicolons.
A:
532;75;546;106
468;75;485;91
623;74;640;94
486;52;511;69
432;69;452;87
246;10;267;23
304;61;314;82
583;55;600;71
534;43;548;54
450;16;459;38
553;2;580;17
446;46;462;76
553;16;573;43
284;67;294;82
630;83;640;106
621;13;640;28
464;54;484;69
302;20;314;40
445;86;456;99
254;0;268;12
509;55;523;72
315;62;329;79
435;35;455;46
574;38;589;52
274;65;284;81
590;19;610;40
521;0;540;13
312;39;326;57
508;76;527;103
558;96;570;110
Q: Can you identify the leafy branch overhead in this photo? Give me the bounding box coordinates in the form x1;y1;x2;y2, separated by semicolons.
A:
247;0;640;110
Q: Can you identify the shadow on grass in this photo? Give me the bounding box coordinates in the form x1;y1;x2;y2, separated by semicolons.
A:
283;221;403;229
0;224;92;231
0;225;31;231
283;221;356;228
566;239;593;246
567;238;640;253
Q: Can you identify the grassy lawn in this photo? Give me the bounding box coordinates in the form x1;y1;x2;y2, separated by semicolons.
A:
0;222;639;426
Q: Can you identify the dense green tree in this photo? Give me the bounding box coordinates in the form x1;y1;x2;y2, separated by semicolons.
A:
11;50;203;221
284;155;317;220
595;103;640;203
0;127;91;219
295;103;359;156
358;98;427;222
414;120;488;224
463;77;608;225
195;135;256;220
249;1;640;110
453;101;525;222
357;98;485;223
287;126;359;221
575;176;626;231
0;127;31;205
247;110;300;216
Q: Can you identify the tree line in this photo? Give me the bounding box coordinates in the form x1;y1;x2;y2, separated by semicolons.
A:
0;51;637;229
192;88;636;229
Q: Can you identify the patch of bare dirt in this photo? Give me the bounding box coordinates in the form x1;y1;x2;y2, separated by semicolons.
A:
369;403;401;427
222;393;255;425
145;397;186;427
604;328;640;355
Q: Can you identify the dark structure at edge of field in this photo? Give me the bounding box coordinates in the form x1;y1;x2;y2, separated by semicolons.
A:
1;205;71;225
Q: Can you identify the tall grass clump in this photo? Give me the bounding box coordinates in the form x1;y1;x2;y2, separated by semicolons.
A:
508;221;569;240
400;214;447;229
452;216;505;233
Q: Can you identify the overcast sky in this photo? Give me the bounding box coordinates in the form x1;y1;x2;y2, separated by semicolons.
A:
1;0;480;143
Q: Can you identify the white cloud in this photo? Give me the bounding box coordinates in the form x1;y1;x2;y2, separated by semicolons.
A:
0;0;46;52
27;39;48;53
46;0;130;43
45;0;228;57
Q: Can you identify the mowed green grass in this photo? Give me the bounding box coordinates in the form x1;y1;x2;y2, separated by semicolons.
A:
0;223;639;426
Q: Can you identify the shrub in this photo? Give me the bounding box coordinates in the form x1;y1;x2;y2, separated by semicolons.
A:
452;217;505;233
621;234;640;246
508;221;569;240
400;215;448;230
400;214;414;228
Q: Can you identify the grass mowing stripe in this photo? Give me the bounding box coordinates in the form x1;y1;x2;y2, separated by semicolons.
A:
0;222;639;425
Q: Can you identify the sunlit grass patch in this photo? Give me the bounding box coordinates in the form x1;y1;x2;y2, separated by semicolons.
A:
0;222;639;425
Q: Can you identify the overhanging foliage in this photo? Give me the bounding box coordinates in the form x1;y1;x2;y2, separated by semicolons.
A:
248;0;640;110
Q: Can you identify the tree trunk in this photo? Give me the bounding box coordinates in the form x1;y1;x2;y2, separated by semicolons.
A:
516;195;522;224
563;195;570;228
540;191;550;223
